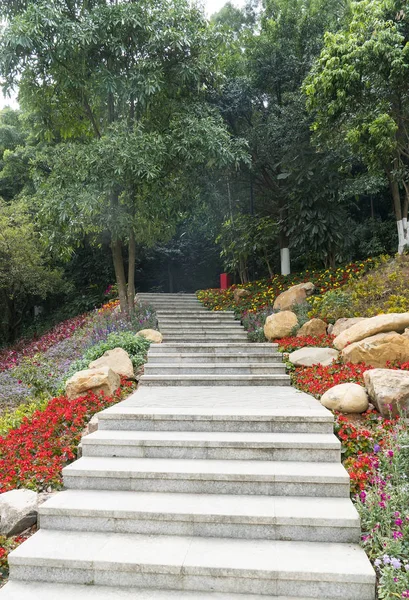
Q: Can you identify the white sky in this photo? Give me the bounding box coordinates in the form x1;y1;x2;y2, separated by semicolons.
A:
0;0;245;111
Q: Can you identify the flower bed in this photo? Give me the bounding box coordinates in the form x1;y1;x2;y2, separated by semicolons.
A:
0;378;135;583
332;410;409;598
197;258;376;313
0;314;88;372
0;301;156;418
277;334;335;353
292;361;368;398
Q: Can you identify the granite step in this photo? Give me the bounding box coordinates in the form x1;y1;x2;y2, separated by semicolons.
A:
38;489;360;542
156;310;235;315
62;456;350;496
157;315;238;322
97;397;335;434
163;330;248;344
7;530;375;598
151;343;277;354
147;352;284;364
139;374;291;386
0;581;344;600
143;363;287;376
81;430;340;462
159;324;243;331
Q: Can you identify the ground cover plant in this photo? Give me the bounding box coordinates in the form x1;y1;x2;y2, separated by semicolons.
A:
310;255;409;320
0;300;155;418
197;258;376;314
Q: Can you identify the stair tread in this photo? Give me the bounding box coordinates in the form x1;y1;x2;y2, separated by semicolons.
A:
40;489;359;525
9;530;375;583
0;582;337;600
82;430;340;448
63;456;349;482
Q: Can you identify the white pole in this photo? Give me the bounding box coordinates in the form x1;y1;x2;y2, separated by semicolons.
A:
280;247;291;275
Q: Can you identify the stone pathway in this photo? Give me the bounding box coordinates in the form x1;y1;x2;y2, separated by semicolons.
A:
0;294;375;599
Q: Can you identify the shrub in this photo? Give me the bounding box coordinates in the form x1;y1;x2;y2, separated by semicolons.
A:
66;331;150;379
308;289;353;321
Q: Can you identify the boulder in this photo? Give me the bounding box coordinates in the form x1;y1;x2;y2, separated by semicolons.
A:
297;318;327;337
233;288;251;303
321;383;369;414
65;367;120;401
332;317;368;338
364;368;409;417
334;312;409;350
137;329;163;343
341;332;409;367
403;328;409;339
89;347;134;379
273;282;315;311
0;489;38;536
264;311;298;341
288;347;339;367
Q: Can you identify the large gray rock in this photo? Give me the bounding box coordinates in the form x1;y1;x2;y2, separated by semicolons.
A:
273;282;315;312
89;347;134;379
332;318;368;338
321;383;369;414
0;489;38;536
364;368;409;417
264;311;298;341
288;347;339;367
341;332;409;367
334;313;409;350
65;367;120;400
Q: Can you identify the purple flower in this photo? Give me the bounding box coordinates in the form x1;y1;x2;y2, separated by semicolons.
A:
374;444;381;453
391;558;402;569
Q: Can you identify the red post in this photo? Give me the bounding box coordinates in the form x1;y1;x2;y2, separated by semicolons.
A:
220;273;231;289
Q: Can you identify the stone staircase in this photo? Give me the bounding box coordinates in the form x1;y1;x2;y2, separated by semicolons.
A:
0;293;375;600
138;293;290;386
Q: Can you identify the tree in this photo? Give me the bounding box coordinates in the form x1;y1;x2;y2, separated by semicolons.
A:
305;0;409;253
0;0;247;313
0;200;63;342
211;0;350;275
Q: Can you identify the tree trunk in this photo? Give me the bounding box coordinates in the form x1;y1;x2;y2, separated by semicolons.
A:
111;239;128;314
127;230;136;314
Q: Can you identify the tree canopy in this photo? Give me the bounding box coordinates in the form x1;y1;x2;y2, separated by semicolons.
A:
0;0;406;339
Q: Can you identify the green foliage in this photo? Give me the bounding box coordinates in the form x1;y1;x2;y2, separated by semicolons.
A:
305;0;409;251
0;200;64;343
309;289;353;321
216;214;278;283
0;396;48;437
12;354;61;398
66;331;151;379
